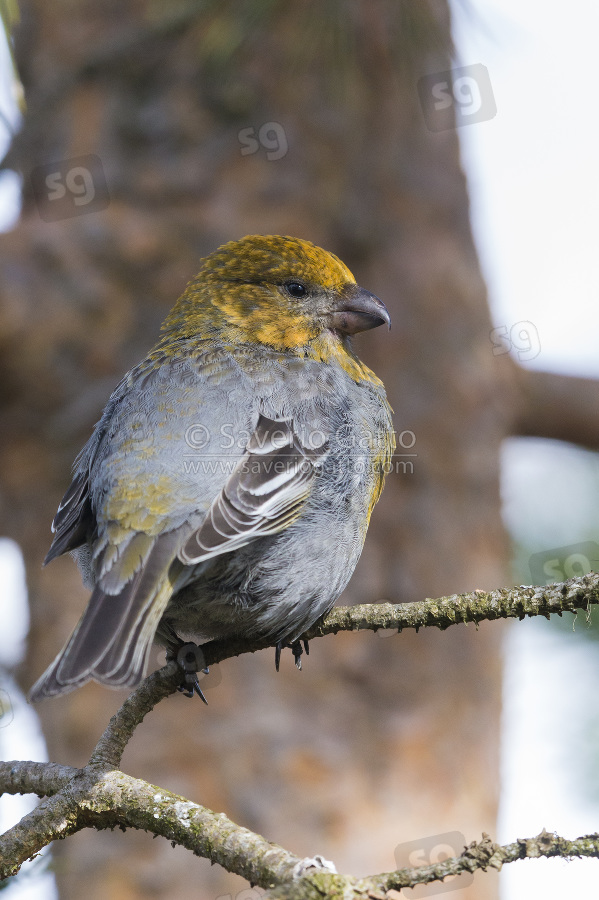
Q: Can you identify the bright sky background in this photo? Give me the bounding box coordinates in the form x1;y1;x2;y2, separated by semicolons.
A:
454;0;599;378
2;2;599;899
452;1;599;897
0;28;21;230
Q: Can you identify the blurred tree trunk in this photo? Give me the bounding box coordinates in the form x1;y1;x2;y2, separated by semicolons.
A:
0;2;513;897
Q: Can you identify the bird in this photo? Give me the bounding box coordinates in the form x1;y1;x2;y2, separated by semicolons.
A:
30;234;394;701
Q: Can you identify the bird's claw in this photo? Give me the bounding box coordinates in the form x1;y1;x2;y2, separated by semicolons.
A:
177;677;208;704
275;639;309;672
168;641;209;704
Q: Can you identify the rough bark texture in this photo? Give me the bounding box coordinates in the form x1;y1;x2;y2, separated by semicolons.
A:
0;2;521;898
3;573;599;888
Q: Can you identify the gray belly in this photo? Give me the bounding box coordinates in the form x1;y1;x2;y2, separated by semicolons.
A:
160;509;364;646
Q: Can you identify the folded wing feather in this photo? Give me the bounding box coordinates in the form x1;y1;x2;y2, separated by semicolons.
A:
179;414;327;563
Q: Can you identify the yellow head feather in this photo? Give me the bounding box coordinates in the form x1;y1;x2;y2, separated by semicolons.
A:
157;234;382;385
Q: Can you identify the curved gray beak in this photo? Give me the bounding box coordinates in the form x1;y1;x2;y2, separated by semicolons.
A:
328;284;391;336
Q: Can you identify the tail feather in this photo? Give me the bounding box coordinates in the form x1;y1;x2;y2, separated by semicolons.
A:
29;532;181;701
94;569;179;684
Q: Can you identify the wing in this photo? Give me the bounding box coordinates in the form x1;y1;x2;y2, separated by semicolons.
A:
43;383;120;566
179;414;327;564
43;470;94;565
31;415;325;699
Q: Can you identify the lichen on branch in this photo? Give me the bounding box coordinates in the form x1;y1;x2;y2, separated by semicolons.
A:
2;573;599;889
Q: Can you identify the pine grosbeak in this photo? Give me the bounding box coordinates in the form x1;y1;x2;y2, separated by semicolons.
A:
31;235;394;700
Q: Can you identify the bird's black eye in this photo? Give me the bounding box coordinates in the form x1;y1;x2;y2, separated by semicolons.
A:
285;281;307;298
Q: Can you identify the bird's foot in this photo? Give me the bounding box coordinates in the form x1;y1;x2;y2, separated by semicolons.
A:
165;639;209;704
275;639;309;672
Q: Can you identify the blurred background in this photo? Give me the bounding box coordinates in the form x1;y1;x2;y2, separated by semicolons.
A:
1;2;598;899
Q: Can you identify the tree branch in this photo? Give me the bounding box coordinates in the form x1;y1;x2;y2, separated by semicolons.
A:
0;765;305;882
513;366;599;451
0;760;77;797
199;573;599;667
89;663;181;768
2;574;599;888
262;830;599;900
